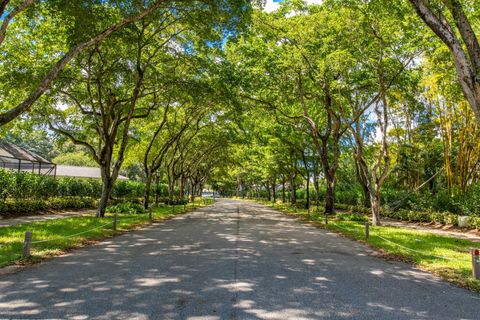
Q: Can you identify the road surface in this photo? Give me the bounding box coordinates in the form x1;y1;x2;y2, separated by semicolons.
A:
0;199;478;319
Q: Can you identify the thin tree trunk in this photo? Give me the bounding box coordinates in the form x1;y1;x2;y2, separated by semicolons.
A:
305;173;310;210
290;176;297;205
324;178;335;215
179;175;185;200
313;170;319;211
370;190;381;226
97;177;114;218
266;182;271;201
143;171;153;209
155;174;160;205
272;179;276;203
355;158;370;208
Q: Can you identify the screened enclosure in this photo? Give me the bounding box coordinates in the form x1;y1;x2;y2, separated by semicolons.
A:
0;142;56;176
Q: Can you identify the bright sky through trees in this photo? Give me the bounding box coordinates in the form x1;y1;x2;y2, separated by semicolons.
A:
264;0;323;12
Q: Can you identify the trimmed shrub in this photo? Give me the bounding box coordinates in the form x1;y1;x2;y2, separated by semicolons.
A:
0;168;153;200
0;169;13;200
467;216;480;229
0;197;96;217
107;202;145;214
112;180;145;198
382;208;459;226
57;178;99;197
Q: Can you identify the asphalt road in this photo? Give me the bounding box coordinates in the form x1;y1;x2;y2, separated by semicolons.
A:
0;199;478;319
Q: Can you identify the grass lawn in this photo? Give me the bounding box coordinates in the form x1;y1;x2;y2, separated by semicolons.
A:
0;200;213;268
258;200;480;293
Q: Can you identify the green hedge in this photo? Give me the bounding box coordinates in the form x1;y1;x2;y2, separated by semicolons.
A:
335;202;480;228
112;180;145;198
0;197;97;217
106;202;145;214
384;209;459;225
468;216;480;229
0;169;157;200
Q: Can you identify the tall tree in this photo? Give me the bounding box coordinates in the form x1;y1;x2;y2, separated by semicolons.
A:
408;0;480;125
46;18;160;217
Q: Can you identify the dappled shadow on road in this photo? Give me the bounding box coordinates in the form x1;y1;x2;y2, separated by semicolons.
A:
0;199;478;319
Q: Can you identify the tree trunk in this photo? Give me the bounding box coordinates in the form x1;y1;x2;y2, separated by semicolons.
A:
266;182;271;201
190;182;195;203
179;175;185;200
290;177;297;205
155;174;160;205
370;190;381;226
198;182;203;197
143;171;153;209
305;173;310;210
324;176;335;215
282;178;286;203
97;178;114;218
313;170;320;212
168;174;175;203
272;179;276;203
355;160;370;208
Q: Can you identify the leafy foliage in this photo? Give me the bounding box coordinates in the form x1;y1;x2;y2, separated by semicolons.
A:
106;202;145;214
0;197;96;217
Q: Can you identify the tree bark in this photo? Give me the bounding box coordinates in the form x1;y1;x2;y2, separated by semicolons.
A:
272;179;276;203
266;182;271;201
313;171;320;212
305;172;310;210
324;178;335;215
354;149;371;208
143;171;153;209
179;175;185;200
290;175;297;205
155;174;160;205
409;0;480;126
370;190;381;226
97;172;114;218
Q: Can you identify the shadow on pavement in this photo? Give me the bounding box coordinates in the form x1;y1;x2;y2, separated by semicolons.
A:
0;199;478;319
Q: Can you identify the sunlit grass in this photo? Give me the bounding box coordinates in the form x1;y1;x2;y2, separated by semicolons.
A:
259;200;480;293
0;199;213;268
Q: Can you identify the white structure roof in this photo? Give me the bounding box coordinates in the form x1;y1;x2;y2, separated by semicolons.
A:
0;142;55;174
55;165;129;180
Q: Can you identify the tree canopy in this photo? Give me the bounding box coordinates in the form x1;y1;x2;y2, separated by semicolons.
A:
1;0;480;223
